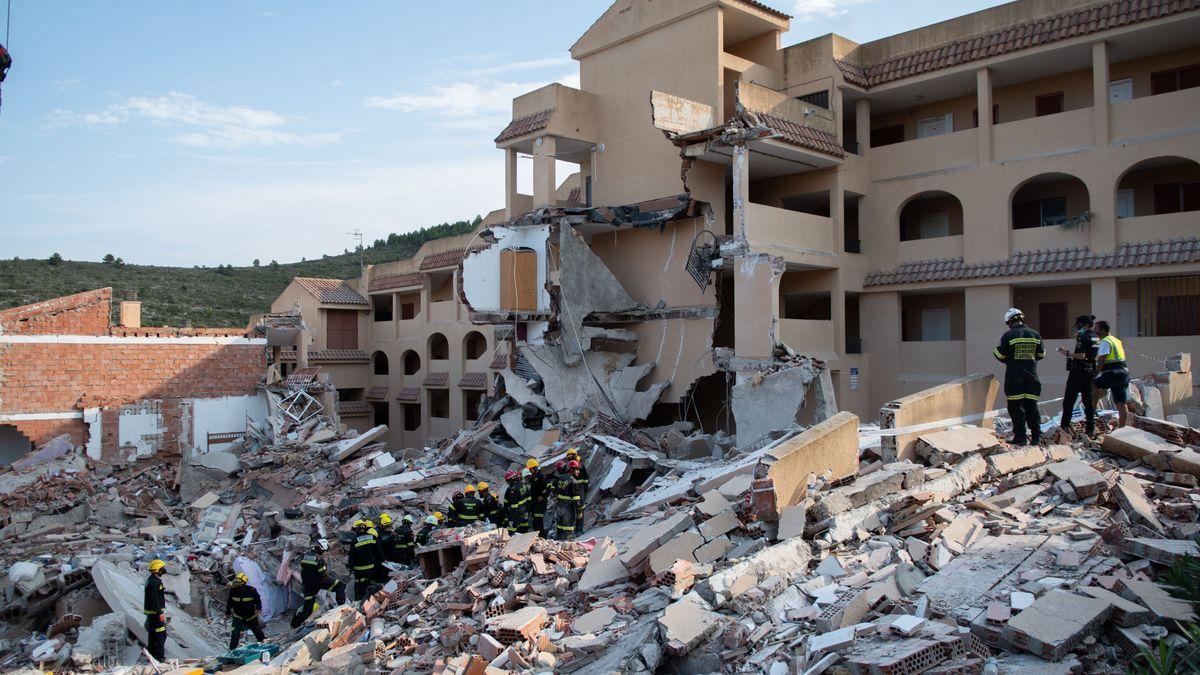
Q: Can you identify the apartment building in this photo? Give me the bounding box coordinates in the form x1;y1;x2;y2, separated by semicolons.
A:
479;0;1200;425
270;231;502;450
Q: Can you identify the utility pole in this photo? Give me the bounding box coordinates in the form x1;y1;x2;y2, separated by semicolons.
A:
347;229;363;273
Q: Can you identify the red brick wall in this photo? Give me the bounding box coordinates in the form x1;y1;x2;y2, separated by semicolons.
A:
0;288;112;336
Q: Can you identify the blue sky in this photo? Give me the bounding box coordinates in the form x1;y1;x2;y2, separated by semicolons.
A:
0;0;1006;266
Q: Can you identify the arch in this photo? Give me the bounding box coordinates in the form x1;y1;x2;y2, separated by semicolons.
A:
1010;173;1090;230
0;425;33;466
1114;156;1200;218
897;190;964;241
463;331;487;360
402;350;421;376
372;351;389;376
428;333;449;360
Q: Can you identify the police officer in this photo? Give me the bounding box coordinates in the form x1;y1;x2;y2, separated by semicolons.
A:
502;470;530;533
395;515;417;567
226;572;266;650
1094;320;1130;428
477;481;502;525
1056;315;1099;437
348;520;382;601
143;559;168;662
527;459;550;536
291;539;346;628
377;514;398;563
993;308;1046;446
553;460;583;540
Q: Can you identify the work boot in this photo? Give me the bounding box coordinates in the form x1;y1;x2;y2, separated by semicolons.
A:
1011;436;1027;446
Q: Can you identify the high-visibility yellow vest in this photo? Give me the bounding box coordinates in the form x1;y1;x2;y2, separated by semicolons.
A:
1100;335;1126;369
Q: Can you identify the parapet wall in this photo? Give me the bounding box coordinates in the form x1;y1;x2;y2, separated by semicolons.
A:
880;373;998;462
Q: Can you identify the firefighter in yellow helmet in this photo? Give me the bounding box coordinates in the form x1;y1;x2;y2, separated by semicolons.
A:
143;559;168;661
476;481;502;525
348;520;382;601
526;458;550;536
226;571;266;650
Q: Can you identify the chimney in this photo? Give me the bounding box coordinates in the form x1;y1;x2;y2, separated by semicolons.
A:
119;290;142;328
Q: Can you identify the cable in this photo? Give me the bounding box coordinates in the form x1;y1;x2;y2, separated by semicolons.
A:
5;0;10;47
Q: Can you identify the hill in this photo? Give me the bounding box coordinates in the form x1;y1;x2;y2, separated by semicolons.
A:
0;218;481;327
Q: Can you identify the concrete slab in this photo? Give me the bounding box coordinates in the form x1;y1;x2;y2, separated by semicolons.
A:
698;509;739;541
1046;460;1106;499
694;535;734;564
1102;427;1177;461
1117;579;1197;623
777;503;806;541
881;373;998;462
1079;586;1153;627
330;425;388;462
648;530;703;575
1001;590;1111;661
758;411;859;512
702;537;813;608
916;426;1002;465
1113;474;1165;533
90;560;221;659
658;593;723;656
573;606;618;634
731;362;824;449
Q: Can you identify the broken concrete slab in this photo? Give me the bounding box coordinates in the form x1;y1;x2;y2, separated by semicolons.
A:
694;535;734;564
1079;586;1153;627
1001;590;1112;661
329;424;388;462
1102;427;1178;461
989;445;1050;476
557;223;639;367
1116;579;1197;623
618;511;694;569
881;373;998;462
758;411;859;513
658;593;723;656
698;509;739;541
777;503;806;541
1113;474;1165;534
648;529;703;575
579;537;631;592
1046;460;1107;499
90;560;222;659
731;361;828;448
916;426;1002;465
701;536;813;608
573;606;617;634
522;343;668;424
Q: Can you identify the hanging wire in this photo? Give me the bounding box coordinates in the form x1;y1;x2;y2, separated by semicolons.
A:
5;0;11;47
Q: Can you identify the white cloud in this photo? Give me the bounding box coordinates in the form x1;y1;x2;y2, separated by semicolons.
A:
364;72;579;131
460;56;572;77
52;78;83;91
41;92;342;148
791;0;873;19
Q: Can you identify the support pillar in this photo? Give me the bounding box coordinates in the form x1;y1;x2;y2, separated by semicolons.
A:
859;291;900;411
855;98;870;156
965;284;1012;386
732;144;750;239
1090;41;1118;254
1092;41;1110;148
532;136;557;208
1090;277;1119;329
504;148;519;219
975;68;993;165
733;255;779;361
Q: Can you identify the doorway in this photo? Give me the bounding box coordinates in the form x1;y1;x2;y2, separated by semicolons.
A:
921;309;952;341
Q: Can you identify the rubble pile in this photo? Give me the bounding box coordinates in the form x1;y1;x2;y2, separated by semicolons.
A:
0;351;1197;674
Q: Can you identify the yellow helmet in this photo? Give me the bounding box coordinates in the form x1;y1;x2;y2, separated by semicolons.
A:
148;559;166;573
464;485;476;494
433;511;444;521
476;481;489;491
363;519;375;528
232;572;249;585
353;519;368;529
566;447;580;458
379;513;393;526
526;459;539;469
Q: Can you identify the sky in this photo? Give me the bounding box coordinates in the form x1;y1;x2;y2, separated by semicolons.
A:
0;0;1007;266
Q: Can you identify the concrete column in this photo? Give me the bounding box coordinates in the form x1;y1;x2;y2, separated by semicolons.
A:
732;144;750;239
975;68;993;164
1090;277;1119;328
297;328;310;369
504;148;519;219
832;175;846;254
1092;41;1109;148
532;136;557;208
855;98;871;156
859;291;900;412
733;256;778;360
831;271;846;357
965;284;1012;384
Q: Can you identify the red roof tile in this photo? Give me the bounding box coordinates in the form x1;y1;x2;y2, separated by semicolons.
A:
489;352;510;370
495;107;555;143
459;372;489;389
366;386;389;400
839;0;1200;89
423;372;449;387
741;109;845;157
864;237;1200;287
395;387;421;403
284;366;321;387
280;349;371;362
736;0;791;20
419;248;468;271
294;277;368;305
369;272;423;292
337;400;371;416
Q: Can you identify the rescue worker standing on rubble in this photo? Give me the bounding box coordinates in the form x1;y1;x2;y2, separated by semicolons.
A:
477;481;502;525
1057;315;1099;437
502;470;530;532
366;518;389;583
565;448;589;494
348;519;382;601
553;460;584;540
993;308;1046;446
1094;320;1131;428
460;484;484;525
226;572;266;650
527;459;549;535
143;559;168;662
416;514;439;546
291;539;345;629
395;515;417;567
377;514;398;563
446;491;466;526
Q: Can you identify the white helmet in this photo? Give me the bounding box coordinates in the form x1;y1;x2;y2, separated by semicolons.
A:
316;538;329;552
1003;308;1024;324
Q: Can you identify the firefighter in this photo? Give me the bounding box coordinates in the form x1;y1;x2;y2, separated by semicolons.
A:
553;460;583;540
565;448;589;494
291;539;346;629
527;459;549;536
226;572;266;650
395;515;417;566
993;308;1046;446
502;470;530;533
460;485;484;525
143;559;168;662
377;514;397;563
348;520;382;601
477;481;502;525
1093;320;1130;428
1056;315;1099;437
416;514;439;546
446;491;466;526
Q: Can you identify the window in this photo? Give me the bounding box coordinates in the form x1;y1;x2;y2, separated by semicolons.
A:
372;351;389;375
402;403;421;431
400;302;417;320
371;294;392;322
428;389;450;419
1013;197;1067;229
870;124;905;148
1138;276;1200;336
463;390;483;422
917;114;952;138
921;309;952;341
1035;92;1064;117
402;350;421;375
325;310;358;349
372;402;389;428
781;292;832;320
428;333;449;360
1152;181;1200;214
972;104;999;127
1108;79;1133;102
463;331;487;360
795;90;829;109
1150;64;1200;95
1037;303;1068;340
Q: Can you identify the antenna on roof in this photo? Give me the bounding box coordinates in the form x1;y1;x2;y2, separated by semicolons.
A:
347;229;363;273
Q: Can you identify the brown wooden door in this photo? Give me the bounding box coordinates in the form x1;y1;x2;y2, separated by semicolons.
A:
1037;303;1068;340
500;248;537;311
326;309;359;349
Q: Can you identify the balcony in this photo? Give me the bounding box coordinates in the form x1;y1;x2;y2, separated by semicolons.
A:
870;128;978;180
745;203;835;260
1117;211;1198;245
1111;87;1200;144
993;107;1093;162
497;83;599;148
1011;224;1090;254
778;318;835;356
898;234;964;264
898;341;966;383
429;300;457;323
